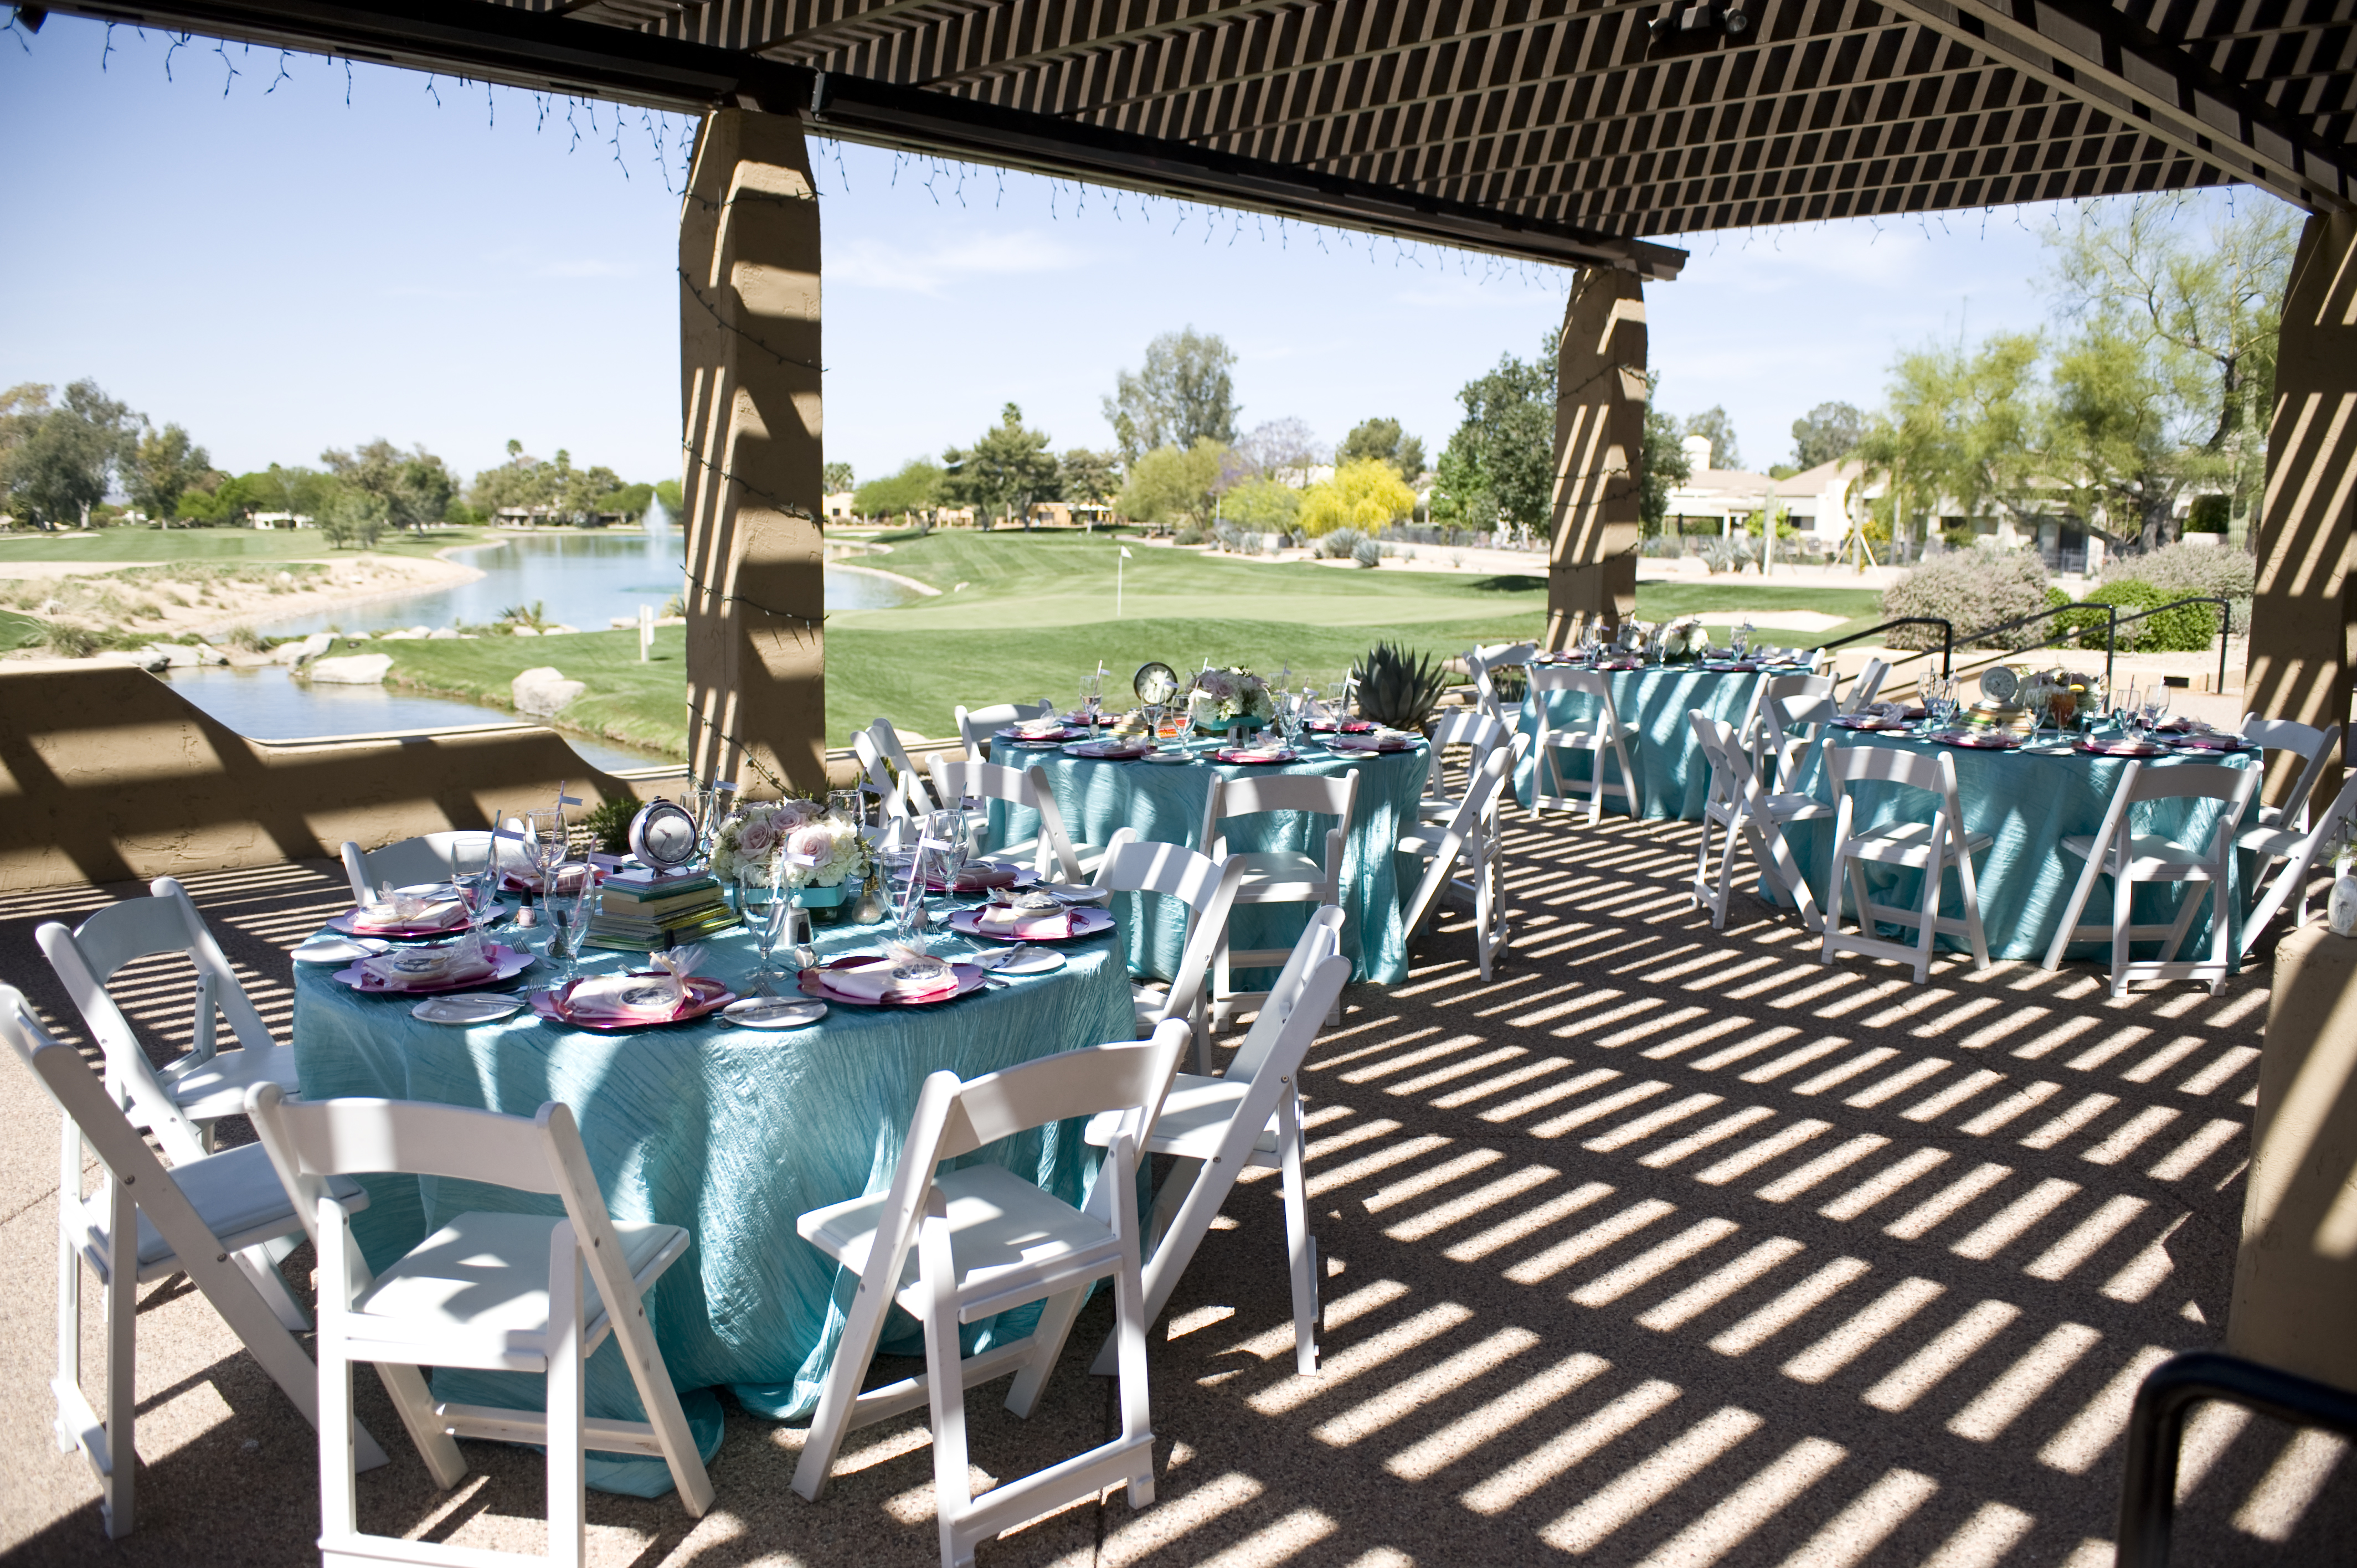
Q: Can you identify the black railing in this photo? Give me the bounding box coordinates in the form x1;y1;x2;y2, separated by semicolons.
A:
1809;617;1953;677
2106;596;2235;697
2117;1352;2357;1567
1955;601;2118;683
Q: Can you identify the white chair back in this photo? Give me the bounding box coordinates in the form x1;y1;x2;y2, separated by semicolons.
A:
1201;771;1360;859
340;830;492;905
1401;739;1520;943
2244;772;2357;956
1094;828;1250;1060
2241;714;2341;832
928;755;1089;880
855;716;938;818
35;876;277;1161
955;699;1055;761
1841;656;1892;713
1466;642;1535;726
1826;740;1967;826
1424;708;1508;806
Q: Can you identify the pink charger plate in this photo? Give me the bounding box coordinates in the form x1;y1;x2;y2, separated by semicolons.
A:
330;907;474;940
946;906;1115;944
530;974;736;1031
1305;719;1375;734
799;957;987;1007
2076;739;2173;757
1933;730;2025;750
330;942;535;996
1214;746;1298;765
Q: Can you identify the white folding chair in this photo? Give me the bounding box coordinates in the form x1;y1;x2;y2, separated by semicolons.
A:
1741;673;1835;780
928;756;1103;882
1093;827;1249;1072
1419;708;1508;824
2238;714;2340;836
954;699;1055;762
246;1085;714;1568
341;829;493;905
1526;666;1639;823
1201;770;1358;1029
1839;656;1893;714
2;986;388;1539
1688;712;1831;932
2042;760;2261;997
37;876;301;1160
1466;641;1535;729
854;716;939;820
1820;744;1992;983
2242;772;2357;958
1400;737;1525;980
791;1027;1188;1568
1083;914;1349;1378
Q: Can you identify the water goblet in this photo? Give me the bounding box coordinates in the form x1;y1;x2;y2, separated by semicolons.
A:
548;863;594;982
2143;687;2171;737
522;807;565;935
739;864;788;995
1079;670;1104;736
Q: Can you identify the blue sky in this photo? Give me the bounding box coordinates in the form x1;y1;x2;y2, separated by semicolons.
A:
1;14;2277;490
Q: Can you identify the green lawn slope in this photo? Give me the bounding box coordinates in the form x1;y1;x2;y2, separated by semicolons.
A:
0;525;502;565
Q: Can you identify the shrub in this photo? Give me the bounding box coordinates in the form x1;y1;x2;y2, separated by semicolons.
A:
1881;543;2051;650
45;622;100;658
1699;537;1753;574
2074;579;2221;652
1352;538;1383;568
1639;535;1686;558
1352;641;1449;730
1318;527;1367;560
2102;539;2254;633
1173;525;1208;546
2185;494;2230;534
223;623;267;653
579;796;638;856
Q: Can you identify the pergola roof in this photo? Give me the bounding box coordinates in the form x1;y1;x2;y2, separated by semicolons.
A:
38;0;2354;272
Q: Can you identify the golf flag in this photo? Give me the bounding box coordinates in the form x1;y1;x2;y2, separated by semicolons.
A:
1120;546;1132;558
1116;546;1130;617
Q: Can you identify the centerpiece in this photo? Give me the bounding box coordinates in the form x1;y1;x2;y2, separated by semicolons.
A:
1655;617;1706;663
1187;665;1277;736
712;797;871;916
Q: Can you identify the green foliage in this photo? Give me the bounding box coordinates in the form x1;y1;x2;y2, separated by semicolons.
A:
1682;406;1742;470
1856;333;2044;552
45;621;101;658
1103;327;1238;465
464;443;625;524
591;482;655;523
1640;403;1691;537
855;458;946;522
1221;476;1300;532
1172;525;1209;546
2101;538;2254;632
1298;458;1416;537
1350;537;1383;569
1431;338;1556;535
1351;641;1449;730
130;422;214;523
318;488;387;550
2075;578;2221;652
223;623;268;653
1;380;140;528
579;796;638;855
943;403;1061;528
1120;440;1226;529
2185;494;2230;533
1336;417;1425;482
1316;527;1367;560
1789;401;1865;470
1057;448;1121;510
1881;545;2052;649
173;484;234;525
822;461;855;494
653;478;683;518
324;440;460;535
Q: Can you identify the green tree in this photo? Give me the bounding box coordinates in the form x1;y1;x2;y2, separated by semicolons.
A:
1856;332;2044;554
1118;440;1226;529
1789;401;1866;470
129;422;213;523
1103;328;1239;465
1222;475;1301;532
1056;448;1121;512
325;440;457;534
1299;458;1417;536
1336;417;1426;483
943;403;1061;529
0;380;140;528
823;461;855;494
318;484;387;549
1430;338;1557;537
1640;402;1691;537
1682;406;1743;471
855;458;946;524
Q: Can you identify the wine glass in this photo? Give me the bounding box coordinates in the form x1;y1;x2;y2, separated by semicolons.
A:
454;840;500;962
522;807;565;933
1733;621;1753;659
2142;687;2171;737
547;863;595;982
1079;670;1105;736
739;864;790;996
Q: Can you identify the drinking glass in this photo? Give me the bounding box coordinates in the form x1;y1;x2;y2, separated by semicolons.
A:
2118;683;2141;735
455;847;500;962
548;864;594;982
739;866;790;996
2143;687;2171;736
522;808;565;934
1733;621;1753;659
1079;670;1104;735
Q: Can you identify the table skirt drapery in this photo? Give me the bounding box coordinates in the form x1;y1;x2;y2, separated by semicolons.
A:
1512;667;1766;821
1777;733;2255;963
988;737;1430;986
291;916;1135;1494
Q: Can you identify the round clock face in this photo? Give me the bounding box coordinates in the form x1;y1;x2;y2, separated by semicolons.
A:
1135;662;1179;704
1978;665;2019;704
629;800;700;870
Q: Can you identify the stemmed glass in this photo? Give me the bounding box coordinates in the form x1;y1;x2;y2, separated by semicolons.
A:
547;863;595;983
523;807;565;940
455;842;501;963
739;860;792;996
1079;669;1105;737
2142;686;2171;739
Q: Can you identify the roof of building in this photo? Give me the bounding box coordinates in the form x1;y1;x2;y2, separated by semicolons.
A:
49;0;2353;271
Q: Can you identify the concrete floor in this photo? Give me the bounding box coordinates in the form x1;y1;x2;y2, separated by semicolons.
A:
2;808;2350;1566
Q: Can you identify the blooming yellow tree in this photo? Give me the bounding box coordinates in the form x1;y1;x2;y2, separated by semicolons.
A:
1297;457;1416;537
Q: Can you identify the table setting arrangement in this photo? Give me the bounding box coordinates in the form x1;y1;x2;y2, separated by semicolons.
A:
1531;616;1815;673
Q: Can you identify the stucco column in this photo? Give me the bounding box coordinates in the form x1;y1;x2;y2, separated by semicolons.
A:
2247;212;2357;788
678;110;826;797
1542;268;1648;651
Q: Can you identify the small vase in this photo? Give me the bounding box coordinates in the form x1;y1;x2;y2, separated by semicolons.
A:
2331;869;2357;937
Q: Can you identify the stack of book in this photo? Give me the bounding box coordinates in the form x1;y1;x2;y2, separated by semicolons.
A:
584;867;737;953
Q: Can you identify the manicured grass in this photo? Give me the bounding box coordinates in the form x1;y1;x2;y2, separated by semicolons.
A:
377;628;689;759
0;609;45;650
1633;582;1885;620
0;525;502;564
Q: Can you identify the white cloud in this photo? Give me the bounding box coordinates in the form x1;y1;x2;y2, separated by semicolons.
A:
828;230;1090;295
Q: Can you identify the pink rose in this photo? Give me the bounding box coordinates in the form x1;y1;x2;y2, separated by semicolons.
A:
785;824;833;866
737;814;781;857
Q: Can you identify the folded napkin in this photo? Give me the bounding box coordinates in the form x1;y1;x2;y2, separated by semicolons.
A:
359;945;493;990
1008;718;1071;737
938;863;1022;891
824;957;960;1003
977;905;1075;938
647;945;705;1009
1217;746;1294;764
563;973;689;1023
1068;740;1150;759
353;896;467;933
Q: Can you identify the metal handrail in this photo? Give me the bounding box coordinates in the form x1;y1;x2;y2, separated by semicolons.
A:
2105;595;2234;697
1808;617;1953;676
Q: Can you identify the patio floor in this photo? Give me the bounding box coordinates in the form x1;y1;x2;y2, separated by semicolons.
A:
2;806;2349;1566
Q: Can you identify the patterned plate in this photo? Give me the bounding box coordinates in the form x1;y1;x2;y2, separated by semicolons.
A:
531;974;736;1030
947;906;1117;943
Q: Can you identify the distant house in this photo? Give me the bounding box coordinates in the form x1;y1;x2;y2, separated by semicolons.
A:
1664;436;1867;544
823;490;857;522
250;512;315;530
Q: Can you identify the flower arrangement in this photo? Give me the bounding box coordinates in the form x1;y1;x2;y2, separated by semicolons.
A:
1655;618;1706;661
1186;666;1276;726
710;798;869;889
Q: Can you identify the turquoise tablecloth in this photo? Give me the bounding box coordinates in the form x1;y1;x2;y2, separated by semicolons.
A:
1779;732;2255;962
290;912;1134;1494
988;735;1430;986
1513;666;1764;820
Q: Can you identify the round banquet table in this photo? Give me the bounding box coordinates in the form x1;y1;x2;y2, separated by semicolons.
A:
290;908;1134;1495
1512;661;1771;820
987;732;1430;987
1778;730;2257;963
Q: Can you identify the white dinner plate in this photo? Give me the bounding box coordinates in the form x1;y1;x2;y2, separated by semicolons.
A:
295;935;392;964
410;993;526;1025
1037;883;1111;905
722;997;830;1029
969;947;1067;976
1143;751;1196;765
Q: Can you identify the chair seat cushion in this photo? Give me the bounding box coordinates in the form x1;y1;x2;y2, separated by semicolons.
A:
1082;1071;1280;1163
354;1211;686;1340
799;1164;1119;1317
101;1146;366;1275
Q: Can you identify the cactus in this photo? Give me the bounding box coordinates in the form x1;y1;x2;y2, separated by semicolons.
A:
1351;641;1449;732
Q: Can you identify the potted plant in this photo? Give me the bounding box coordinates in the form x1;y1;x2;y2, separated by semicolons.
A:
1351;642;1450;734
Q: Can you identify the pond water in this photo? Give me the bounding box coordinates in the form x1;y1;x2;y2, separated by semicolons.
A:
160;665;678;774
255;520;918;638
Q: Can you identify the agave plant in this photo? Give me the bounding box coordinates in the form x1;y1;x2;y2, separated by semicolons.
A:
1352;641;1450;733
